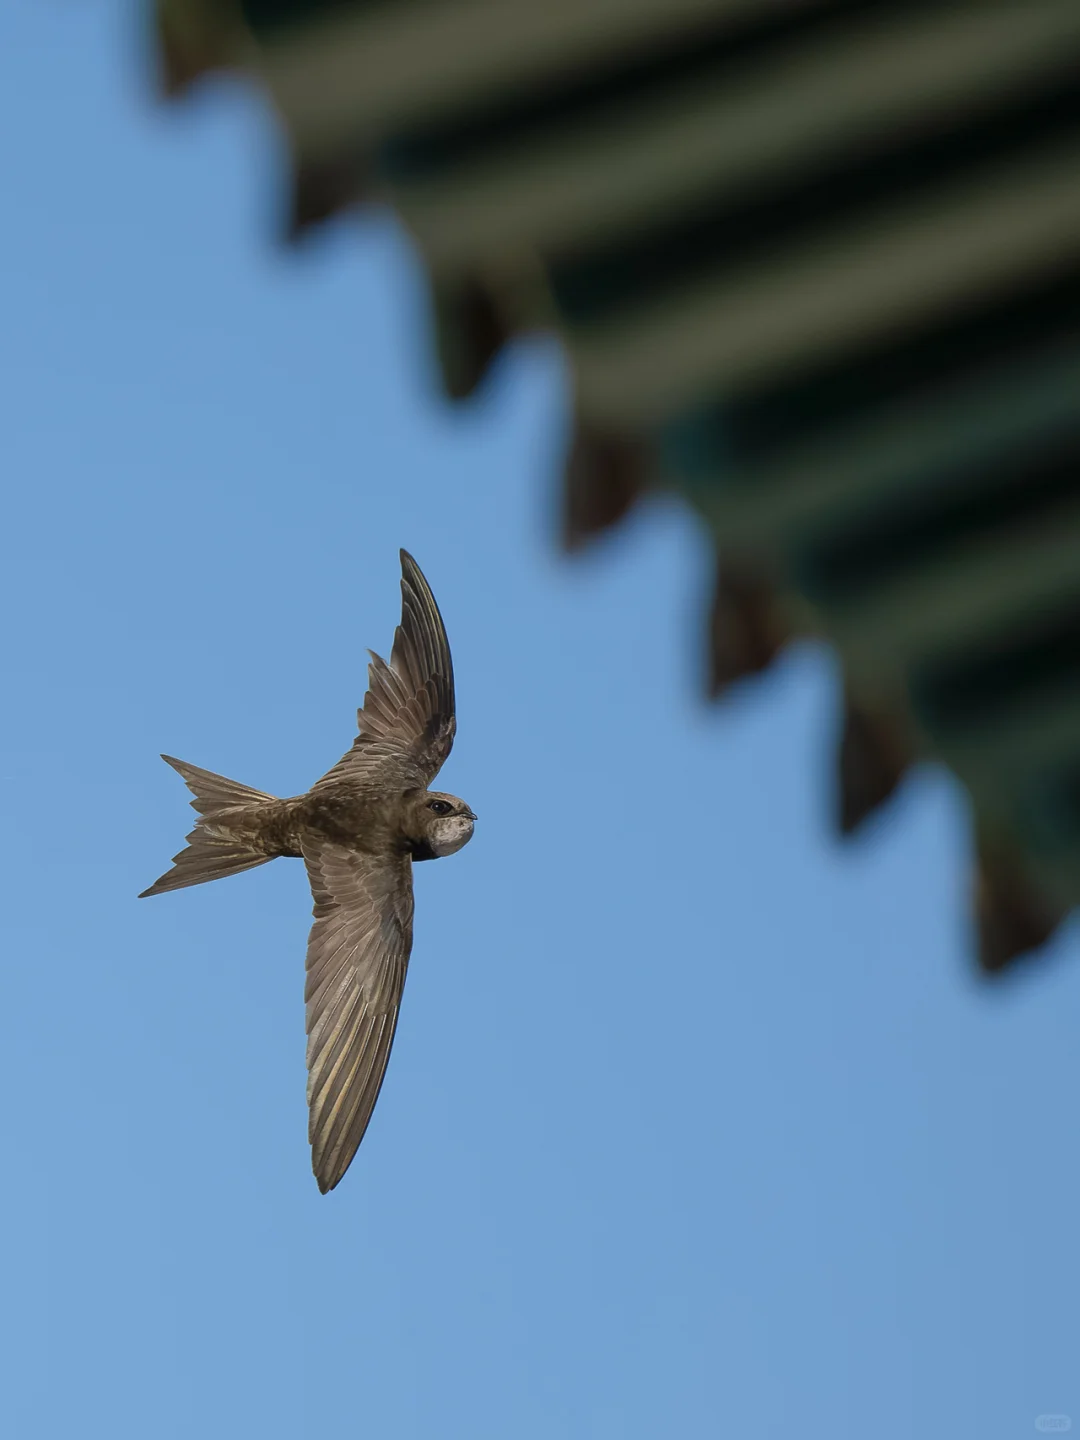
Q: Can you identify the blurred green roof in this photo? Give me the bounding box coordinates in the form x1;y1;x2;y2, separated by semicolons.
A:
151;0;1080;970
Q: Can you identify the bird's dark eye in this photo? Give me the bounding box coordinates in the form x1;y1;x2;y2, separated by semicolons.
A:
428;800;452;815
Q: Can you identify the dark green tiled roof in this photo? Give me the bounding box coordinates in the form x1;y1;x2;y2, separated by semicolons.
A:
152;0;1080;969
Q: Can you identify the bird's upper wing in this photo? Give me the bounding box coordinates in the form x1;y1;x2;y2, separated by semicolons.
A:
314;550;455;793
303;836;415;1193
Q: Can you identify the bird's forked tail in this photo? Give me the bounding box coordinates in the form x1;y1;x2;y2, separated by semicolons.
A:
139;755;277;898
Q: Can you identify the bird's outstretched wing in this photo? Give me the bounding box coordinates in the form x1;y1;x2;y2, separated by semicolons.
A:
314;550;455;792
302;837;415;1193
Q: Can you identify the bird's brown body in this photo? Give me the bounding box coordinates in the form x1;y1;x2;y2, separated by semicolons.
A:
205;787;458;863
140;552;475;1192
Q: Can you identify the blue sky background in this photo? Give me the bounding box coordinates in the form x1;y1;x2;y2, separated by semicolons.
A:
3;5;1079;1437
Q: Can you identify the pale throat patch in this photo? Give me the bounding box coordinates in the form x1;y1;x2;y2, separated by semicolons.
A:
430;815;474;857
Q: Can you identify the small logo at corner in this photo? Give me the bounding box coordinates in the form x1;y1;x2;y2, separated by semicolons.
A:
1036;1417;1072;1433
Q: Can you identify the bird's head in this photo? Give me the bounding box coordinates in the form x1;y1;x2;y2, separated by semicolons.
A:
405;791;477;860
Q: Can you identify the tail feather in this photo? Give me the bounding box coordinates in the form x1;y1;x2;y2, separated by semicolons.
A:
139;837;272;897
139;755;278;899
160;754;274;813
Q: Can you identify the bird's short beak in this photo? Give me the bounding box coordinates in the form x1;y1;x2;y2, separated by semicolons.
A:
465;809;477;821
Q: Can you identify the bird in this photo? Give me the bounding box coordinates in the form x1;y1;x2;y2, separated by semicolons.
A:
140;550;476;1192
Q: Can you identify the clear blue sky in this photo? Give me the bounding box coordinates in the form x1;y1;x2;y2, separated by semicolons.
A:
3;5;1079;1438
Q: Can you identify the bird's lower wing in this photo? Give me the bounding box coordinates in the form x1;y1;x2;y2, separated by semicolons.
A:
302;838;415;1193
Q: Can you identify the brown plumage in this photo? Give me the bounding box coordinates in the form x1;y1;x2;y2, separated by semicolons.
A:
140;551;476;1193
